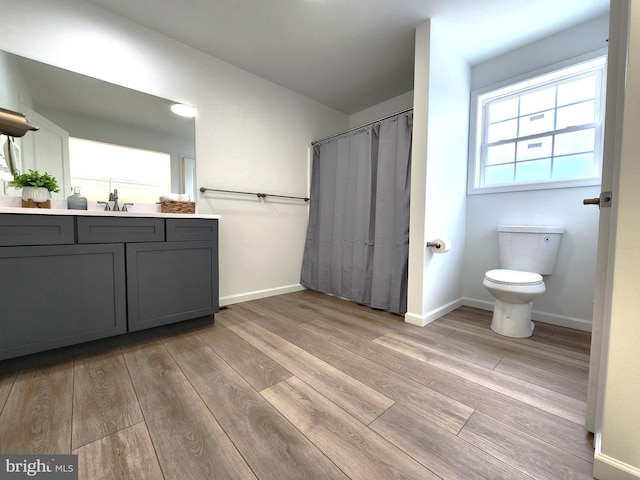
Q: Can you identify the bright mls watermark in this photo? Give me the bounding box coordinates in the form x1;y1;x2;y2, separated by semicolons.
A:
0;456;77;479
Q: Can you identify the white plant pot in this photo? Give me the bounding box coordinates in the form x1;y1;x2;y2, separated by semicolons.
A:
22;186;50;203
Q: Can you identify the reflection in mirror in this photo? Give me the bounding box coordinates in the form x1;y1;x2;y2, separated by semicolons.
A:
0;50;196;203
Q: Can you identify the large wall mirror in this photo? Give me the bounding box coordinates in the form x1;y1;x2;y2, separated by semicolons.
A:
0;50;196;203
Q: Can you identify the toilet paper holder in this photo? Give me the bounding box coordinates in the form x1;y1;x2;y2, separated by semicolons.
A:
427;238;451;253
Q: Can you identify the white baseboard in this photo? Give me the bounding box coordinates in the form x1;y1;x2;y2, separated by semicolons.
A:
594;453;640;480
531;310;592;332
220;284;306;306
404;298;464;327
462;297;592;332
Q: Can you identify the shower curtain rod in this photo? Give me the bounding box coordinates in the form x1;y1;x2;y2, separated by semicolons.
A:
311;107;413;145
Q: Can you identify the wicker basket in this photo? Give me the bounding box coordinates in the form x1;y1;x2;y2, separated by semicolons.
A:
21;199;51;209
160;200;196;214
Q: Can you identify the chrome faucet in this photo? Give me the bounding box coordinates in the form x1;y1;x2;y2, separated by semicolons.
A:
109;189;120;211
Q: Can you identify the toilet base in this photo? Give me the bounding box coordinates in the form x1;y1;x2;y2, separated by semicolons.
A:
490;299;535;338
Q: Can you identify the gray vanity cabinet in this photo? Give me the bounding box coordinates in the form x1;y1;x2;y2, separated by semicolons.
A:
0;214;219;361
78;216;219;332
126;240;218;331
0;215;127;361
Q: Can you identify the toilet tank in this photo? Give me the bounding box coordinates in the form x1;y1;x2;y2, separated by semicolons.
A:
497;225;564;274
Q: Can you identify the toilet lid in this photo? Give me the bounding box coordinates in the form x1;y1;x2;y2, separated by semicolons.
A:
485;269;543;286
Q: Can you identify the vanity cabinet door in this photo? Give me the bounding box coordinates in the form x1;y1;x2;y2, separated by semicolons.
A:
0;244;127;360
126;240;218;332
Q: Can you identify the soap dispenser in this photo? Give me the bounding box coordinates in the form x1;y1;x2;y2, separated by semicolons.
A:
67;186;88;210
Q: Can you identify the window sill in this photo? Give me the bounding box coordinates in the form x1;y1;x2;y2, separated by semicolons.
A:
467;177;601;195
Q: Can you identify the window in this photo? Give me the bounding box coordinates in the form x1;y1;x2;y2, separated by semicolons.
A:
468;55;606;194
69;138;171;203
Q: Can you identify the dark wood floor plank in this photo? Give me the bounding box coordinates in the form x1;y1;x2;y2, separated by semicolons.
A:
439;309;590;362
450;306;591;354
170;344;349;480
374;332;587;426
249;295;317;326
262;376;441;480
527;330;592;355
196;313;293;392
459;411;594;480
370;403;530;480
527;320;592;352
0;361;73;454
447;306;591;354
122;339;257;480
160;327;209;356
409;322;561;371
447;329;589;381
239;296;387;341
73;422;164;480
72;348;144;450
495;357;588;400
385;328;503;369
299;316;595;463
530;321;558;338
0;371;16;415
236;307;474;434
285;290;456;339
218;314;394;425
551;325;593;345
451;305;494;322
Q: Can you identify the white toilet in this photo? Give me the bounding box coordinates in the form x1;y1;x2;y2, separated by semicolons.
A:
483;225;564;338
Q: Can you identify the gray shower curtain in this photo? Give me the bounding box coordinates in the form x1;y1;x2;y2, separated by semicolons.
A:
300;112;412;314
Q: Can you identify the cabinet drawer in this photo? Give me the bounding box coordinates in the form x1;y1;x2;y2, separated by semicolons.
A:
77;216;165;243
0;214;75;246
166;218;218;242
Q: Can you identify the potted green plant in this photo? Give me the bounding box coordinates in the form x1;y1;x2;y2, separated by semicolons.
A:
10;169;60;204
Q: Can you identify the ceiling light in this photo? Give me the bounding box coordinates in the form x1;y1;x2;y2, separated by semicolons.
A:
170;103;196;118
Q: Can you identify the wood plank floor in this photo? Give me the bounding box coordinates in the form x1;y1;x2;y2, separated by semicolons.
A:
0;290;595;479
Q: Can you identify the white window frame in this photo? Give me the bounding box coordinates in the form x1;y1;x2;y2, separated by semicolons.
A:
468;50;607;195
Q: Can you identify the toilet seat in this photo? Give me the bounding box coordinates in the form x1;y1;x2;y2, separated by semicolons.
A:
484;269;543;286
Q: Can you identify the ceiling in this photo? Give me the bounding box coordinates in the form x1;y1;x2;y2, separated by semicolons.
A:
86;0;610;115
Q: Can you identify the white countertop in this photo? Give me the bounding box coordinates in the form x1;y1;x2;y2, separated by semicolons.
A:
0;197;221;219
0;206;221;219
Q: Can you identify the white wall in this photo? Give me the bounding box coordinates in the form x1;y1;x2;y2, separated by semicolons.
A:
405;20;469;326
0;50;31;111
348;91;413;128
463;14;609;331
1;0;348;305
471;15;610;91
